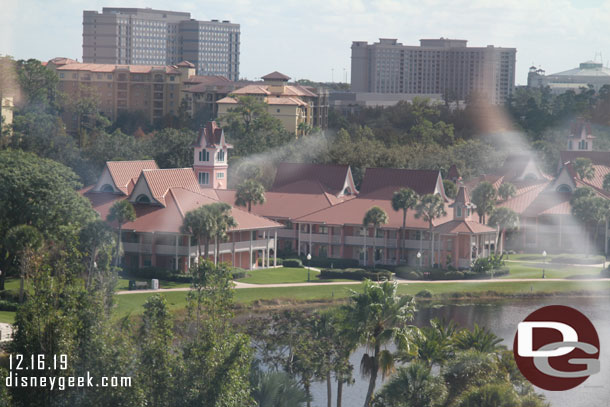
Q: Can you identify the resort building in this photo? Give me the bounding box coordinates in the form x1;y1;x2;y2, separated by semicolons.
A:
527;61;610;94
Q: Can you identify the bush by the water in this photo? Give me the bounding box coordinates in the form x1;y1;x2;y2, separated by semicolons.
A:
415;289;433;298
319;268;393;281
394;265;508;280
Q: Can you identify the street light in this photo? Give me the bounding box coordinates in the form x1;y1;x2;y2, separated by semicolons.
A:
307;253;312;282
542;250;547;279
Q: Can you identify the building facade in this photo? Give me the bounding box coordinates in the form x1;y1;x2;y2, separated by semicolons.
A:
83;7;240;80
47;58;195;132
528;61;610;94
351;38;516;104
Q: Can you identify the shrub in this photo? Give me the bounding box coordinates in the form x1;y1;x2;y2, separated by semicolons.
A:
231;268;249;279
304;257;360;269
444;271;465;280
415;289;433;298
257;257;283;266
283;258;303;268
122;267;192;283
397;270;423;280
0;300;18;311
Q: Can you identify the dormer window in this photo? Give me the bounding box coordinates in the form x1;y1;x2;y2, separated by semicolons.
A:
457;206;462;217
100;184;114;192
198;150;210;162
217;150;225;162
556;184;572;193
136;194;151;203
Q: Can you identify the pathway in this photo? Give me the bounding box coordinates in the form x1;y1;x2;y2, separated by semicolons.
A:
115;277;610;295
0;323;13;343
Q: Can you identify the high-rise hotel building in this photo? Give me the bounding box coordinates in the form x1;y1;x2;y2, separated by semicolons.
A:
351;38;516;104
83;8;240;80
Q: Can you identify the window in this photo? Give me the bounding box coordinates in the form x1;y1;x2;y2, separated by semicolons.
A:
198;172;209;185
217;150;225;161
136;194;151;203
59;73;65;78
217;173;224;179
100;184;114;192
170;76;175;81
556;184;572;193
457;206;462;217
277;108;280;113
198;150;210;162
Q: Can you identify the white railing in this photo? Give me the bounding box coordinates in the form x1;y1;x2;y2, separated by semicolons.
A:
277;229;297;238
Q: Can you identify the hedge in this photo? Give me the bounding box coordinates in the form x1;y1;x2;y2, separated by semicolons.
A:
0;300;18;311
283;259;303;268
302;257;360;269
257;257;283;266
395;266;509;280
320;268;393;281
122;267;192;283
231;268;249;279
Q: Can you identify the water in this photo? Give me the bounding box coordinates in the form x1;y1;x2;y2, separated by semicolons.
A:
309;297;610;407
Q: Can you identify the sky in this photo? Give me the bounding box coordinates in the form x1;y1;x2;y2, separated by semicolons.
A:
1;0;610;85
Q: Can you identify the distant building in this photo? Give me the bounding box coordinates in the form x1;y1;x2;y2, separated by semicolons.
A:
83;7;240;80
47;58;195;132
216;72;329;135
566;119;595;151
0;96;13;128
329;91;443;115
351;38;516;104
527;61;610;93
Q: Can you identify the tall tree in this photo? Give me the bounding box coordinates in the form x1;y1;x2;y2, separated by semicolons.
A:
603;173;610;192
235;179;266;212
391;188;418;264
107;200;136;267
443;180;457;199
181;205;216;260
363;206;389;268
574;157;595;181
372;362;447;407
471;182;497;223
79;219;115;288
415;194;447;267
343;280;417;407
488;207;519;254
497;182;516;201
209;202;237;265
571;193;609;253
3;225;43;302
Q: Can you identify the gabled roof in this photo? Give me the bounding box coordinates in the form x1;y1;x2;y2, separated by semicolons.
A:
55;63;181;74
359;168;443;199
435;219;496;235
176;61;195;68
271;163;353;196
192;121;233;149
262;71;291;81
106;160;159;195
217;96;239;104
450;184;475;208
136;168;201;207
447;164;460;180
231;85;272;95
266;96;308;106
570;119;594;139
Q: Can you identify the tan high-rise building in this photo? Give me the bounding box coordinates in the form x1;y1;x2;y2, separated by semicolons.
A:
47;58;195;132
83;8;240;80
351;38;516;104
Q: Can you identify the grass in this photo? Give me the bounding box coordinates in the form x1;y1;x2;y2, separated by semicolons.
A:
0;311;15;324
501;261;604;280
507;253;604;264
238;267;350;284
111;280;610;318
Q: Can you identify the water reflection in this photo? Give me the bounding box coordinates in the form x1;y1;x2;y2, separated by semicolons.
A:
309;297;610;407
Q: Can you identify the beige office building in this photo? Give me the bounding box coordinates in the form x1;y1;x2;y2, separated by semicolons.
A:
47;58;195;132
83;8;240;80
351;38;516;104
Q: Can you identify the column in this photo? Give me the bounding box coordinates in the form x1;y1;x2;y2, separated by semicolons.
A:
328;226;332;258
340;227;345;258
138;233;143;268
262;231;266;268
232;233;236;267
187;236;191;268
249;231;253;269
297;223;301;256
274;230;278;267
151;233;156;267
309;223;313;256
175;235;179;271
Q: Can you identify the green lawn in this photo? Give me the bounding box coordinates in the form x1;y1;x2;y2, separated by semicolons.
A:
111;280;610;318
502;261;604;280
506;253;604;264
0;311;15;324
238;267;350;284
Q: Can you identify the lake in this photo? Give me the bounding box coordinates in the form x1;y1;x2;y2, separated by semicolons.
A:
309;297;610;407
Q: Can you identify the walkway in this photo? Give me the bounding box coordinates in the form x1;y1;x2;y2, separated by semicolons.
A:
115;277;610;295
0;323;13;343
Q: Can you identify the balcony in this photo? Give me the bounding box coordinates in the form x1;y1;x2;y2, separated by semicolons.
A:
277;229;296;239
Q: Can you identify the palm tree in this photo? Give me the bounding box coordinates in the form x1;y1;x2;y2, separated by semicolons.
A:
4;225;43;303
235;179;266;212
180;206;215;261
343;280;417;407
391;188;418;264
209;202;237;265
79;219;114;288
414;194;447;267
363;206;389;268
454;324;503;353
251;363;309;407
488;207;519;254
497;183;516;201
574;157;595;181
471;182;497;223
373;362;447;407
107;200;136;267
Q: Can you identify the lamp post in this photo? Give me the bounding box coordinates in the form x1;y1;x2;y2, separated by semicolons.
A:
417;251;422;271
542;250;547;279
307;253;312;282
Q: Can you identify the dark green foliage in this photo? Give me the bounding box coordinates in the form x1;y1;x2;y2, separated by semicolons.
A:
443;180;457;199
250;363;309;407
471;254;505;274
320;268;393;281
301;257;359;269
471;182;497;223
415;289;433;298
283;258;304;268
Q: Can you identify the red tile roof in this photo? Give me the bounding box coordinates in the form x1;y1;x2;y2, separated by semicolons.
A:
106;160;159;195
272;163;352;196
231;85;271;95
266;97;308;106
262;71;291;81
192;121;232;149
435;220;496;235
359;168;442;198
560;150;610;166
56;63;180;74
176;61;195;68
139;168;201;207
